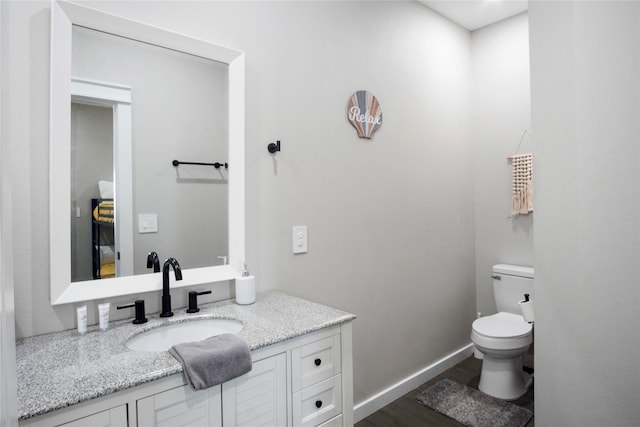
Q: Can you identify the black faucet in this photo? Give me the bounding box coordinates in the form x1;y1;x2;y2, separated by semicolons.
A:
160;257;182;317
146;251;160;272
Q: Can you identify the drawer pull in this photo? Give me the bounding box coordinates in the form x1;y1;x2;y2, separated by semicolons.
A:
315;400;323;409
314;358;322;366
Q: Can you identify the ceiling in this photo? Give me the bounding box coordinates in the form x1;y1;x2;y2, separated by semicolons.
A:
419;0;528;31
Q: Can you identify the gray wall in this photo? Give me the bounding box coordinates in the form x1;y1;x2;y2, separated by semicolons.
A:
530;1;640;425
471;14;533;316
1;1;19;422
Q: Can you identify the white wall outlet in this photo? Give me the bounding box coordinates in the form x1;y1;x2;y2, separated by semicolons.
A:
292;225;308;254
138;214;158;233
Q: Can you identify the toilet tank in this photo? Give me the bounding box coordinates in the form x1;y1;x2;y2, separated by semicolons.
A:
492;264;534;314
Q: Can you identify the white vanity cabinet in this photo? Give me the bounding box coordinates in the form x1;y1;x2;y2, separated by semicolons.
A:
19;323;353;427
136;352;289;427
137;382;223;427
222;352;287;426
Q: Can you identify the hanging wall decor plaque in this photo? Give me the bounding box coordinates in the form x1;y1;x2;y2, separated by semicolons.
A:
347;90;382;139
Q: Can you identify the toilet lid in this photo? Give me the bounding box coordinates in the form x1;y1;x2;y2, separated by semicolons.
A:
473;312;531;338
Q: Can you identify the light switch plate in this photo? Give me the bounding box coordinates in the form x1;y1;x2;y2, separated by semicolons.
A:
292;225;307;254
138;214;158;233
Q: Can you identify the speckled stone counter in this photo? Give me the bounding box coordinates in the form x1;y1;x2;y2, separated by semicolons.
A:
16;291;356;421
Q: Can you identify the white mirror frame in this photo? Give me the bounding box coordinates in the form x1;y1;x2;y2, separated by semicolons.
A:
50;0;245;305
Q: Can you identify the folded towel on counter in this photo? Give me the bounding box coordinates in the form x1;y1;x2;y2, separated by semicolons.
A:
169;333;252;390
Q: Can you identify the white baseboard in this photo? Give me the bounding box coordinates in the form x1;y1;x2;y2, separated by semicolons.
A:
353;342;474;423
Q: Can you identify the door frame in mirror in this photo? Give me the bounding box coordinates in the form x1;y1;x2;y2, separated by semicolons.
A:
50;0;245;305
71;77;134;279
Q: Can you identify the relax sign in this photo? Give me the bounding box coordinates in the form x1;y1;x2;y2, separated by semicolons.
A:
347;90;382;139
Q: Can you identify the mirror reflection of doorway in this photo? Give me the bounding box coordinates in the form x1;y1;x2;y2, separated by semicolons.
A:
69;77;134;282
70;102;113;282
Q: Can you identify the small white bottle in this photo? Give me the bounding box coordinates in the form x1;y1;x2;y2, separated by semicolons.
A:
235;262;256;305
77;305;88;335
98;303;110;331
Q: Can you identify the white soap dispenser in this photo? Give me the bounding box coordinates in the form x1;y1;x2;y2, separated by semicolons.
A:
235;261;256;305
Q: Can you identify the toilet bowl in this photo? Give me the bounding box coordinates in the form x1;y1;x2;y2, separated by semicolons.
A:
471;312;532;400
471;264;534;400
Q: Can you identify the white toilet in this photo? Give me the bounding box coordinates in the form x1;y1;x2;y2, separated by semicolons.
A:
471;264;533;400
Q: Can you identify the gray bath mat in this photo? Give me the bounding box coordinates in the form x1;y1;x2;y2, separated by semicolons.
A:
415;379;532;427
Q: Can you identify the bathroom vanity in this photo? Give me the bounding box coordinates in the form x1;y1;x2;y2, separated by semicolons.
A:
17;292;356;427
30;6;357;425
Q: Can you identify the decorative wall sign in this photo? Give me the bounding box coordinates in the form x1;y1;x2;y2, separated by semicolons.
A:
347;90;382;139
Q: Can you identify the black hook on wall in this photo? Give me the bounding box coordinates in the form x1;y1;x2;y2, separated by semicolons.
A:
267;140;281;154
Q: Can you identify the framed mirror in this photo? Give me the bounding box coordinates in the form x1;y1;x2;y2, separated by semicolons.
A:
50;0;245;305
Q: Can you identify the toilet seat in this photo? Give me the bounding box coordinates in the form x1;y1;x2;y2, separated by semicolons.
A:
473;312;531;338
472;312;532;351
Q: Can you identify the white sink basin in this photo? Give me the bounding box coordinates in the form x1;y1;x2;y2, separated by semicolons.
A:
126;318;243;352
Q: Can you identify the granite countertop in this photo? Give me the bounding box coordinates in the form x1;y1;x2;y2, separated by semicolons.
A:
16;291;356;421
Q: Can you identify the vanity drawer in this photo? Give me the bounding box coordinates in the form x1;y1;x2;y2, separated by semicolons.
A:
291;334;341;392
292;375;342;427
318;415;343;427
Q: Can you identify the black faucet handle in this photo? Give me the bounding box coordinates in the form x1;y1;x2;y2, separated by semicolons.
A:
117;299;148;324
187;290;212;313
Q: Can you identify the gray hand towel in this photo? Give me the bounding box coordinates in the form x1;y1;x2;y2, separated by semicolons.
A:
169;333;252;390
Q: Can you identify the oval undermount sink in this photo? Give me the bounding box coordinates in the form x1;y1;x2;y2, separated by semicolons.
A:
126;318;243;352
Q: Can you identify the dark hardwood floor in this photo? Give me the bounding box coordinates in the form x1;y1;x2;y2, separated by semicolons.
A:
355;355;534;427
